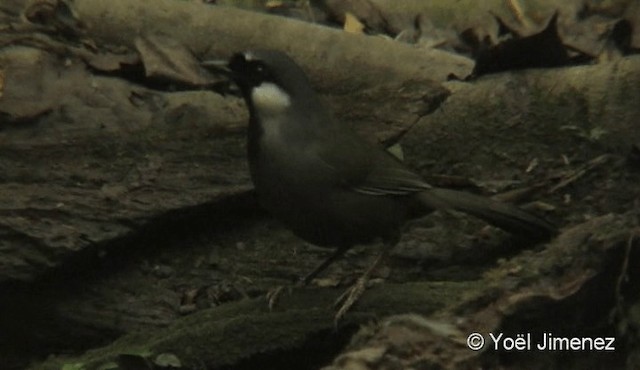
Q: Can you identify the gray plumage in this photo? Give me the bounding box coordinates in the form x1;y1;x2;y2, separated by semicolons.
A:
228;50;555;250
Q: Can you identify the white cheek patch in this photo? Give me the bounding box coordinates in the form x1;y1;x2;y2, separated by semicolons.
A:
251;82;291;116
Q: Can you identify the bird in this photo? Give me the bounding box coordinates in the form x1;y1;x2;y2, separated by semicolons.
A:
215;50;555;320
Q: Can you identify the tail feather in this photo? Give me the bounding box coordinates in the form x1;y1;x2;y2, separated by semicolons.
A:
417;188;556;239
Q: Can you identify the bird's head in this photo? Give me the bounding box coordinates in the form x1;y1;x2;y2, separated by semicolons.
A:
226;50;317;115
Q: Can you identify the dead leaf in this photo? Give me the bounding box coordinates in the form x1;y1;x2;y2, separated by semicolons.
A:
134;34;222;87
472;13;574;77
324;0;391;35
23;0;83;37
344;12;365;34
80;50;140;72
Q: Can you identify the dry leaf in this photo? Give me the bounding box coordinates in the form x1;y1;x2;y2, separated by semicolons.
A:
344;12;365;34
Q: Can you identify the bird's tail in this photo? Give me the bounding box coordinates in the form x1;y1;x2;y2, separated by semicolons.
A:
417;188;556;239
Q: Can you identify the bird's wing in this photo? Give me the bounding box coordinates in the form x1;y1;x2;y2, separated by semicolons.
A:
351;152;432;195
314;128;431;196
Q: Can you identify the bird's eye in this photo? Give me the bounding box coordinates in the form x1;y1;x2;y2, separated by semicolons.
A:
251;63;272;82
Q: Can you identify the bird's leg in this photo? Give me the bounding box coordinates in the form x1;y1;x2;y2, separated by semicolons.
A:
267;247;349;309
334;245;391;322
300;247;349;285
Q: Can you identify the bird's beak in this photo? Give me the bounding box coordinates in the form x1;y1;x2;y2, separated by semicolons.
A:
200;59;233;77
200;59;242;97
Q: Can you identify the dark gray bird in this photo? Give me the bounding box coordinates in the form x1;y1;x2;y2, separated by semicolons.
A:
222;50;555;318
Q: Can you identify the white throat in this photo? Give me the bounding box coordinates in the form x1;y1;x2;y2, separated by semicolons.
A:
251;82;292;147
251;82;291;115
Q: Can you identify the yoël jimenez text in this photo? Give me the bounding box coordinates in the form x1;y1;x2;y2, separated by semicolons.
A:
490;332;616;351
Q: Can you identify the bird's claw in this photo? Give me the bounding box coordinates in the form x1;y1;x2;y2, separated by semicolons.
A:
333;277;368;322
266;285;286;310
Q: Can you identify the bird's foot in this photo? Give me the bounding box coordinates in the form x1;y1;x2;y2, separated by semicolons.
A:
266;285;290;310
333;276;369;322
266;278;306;310
333;248;390;323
